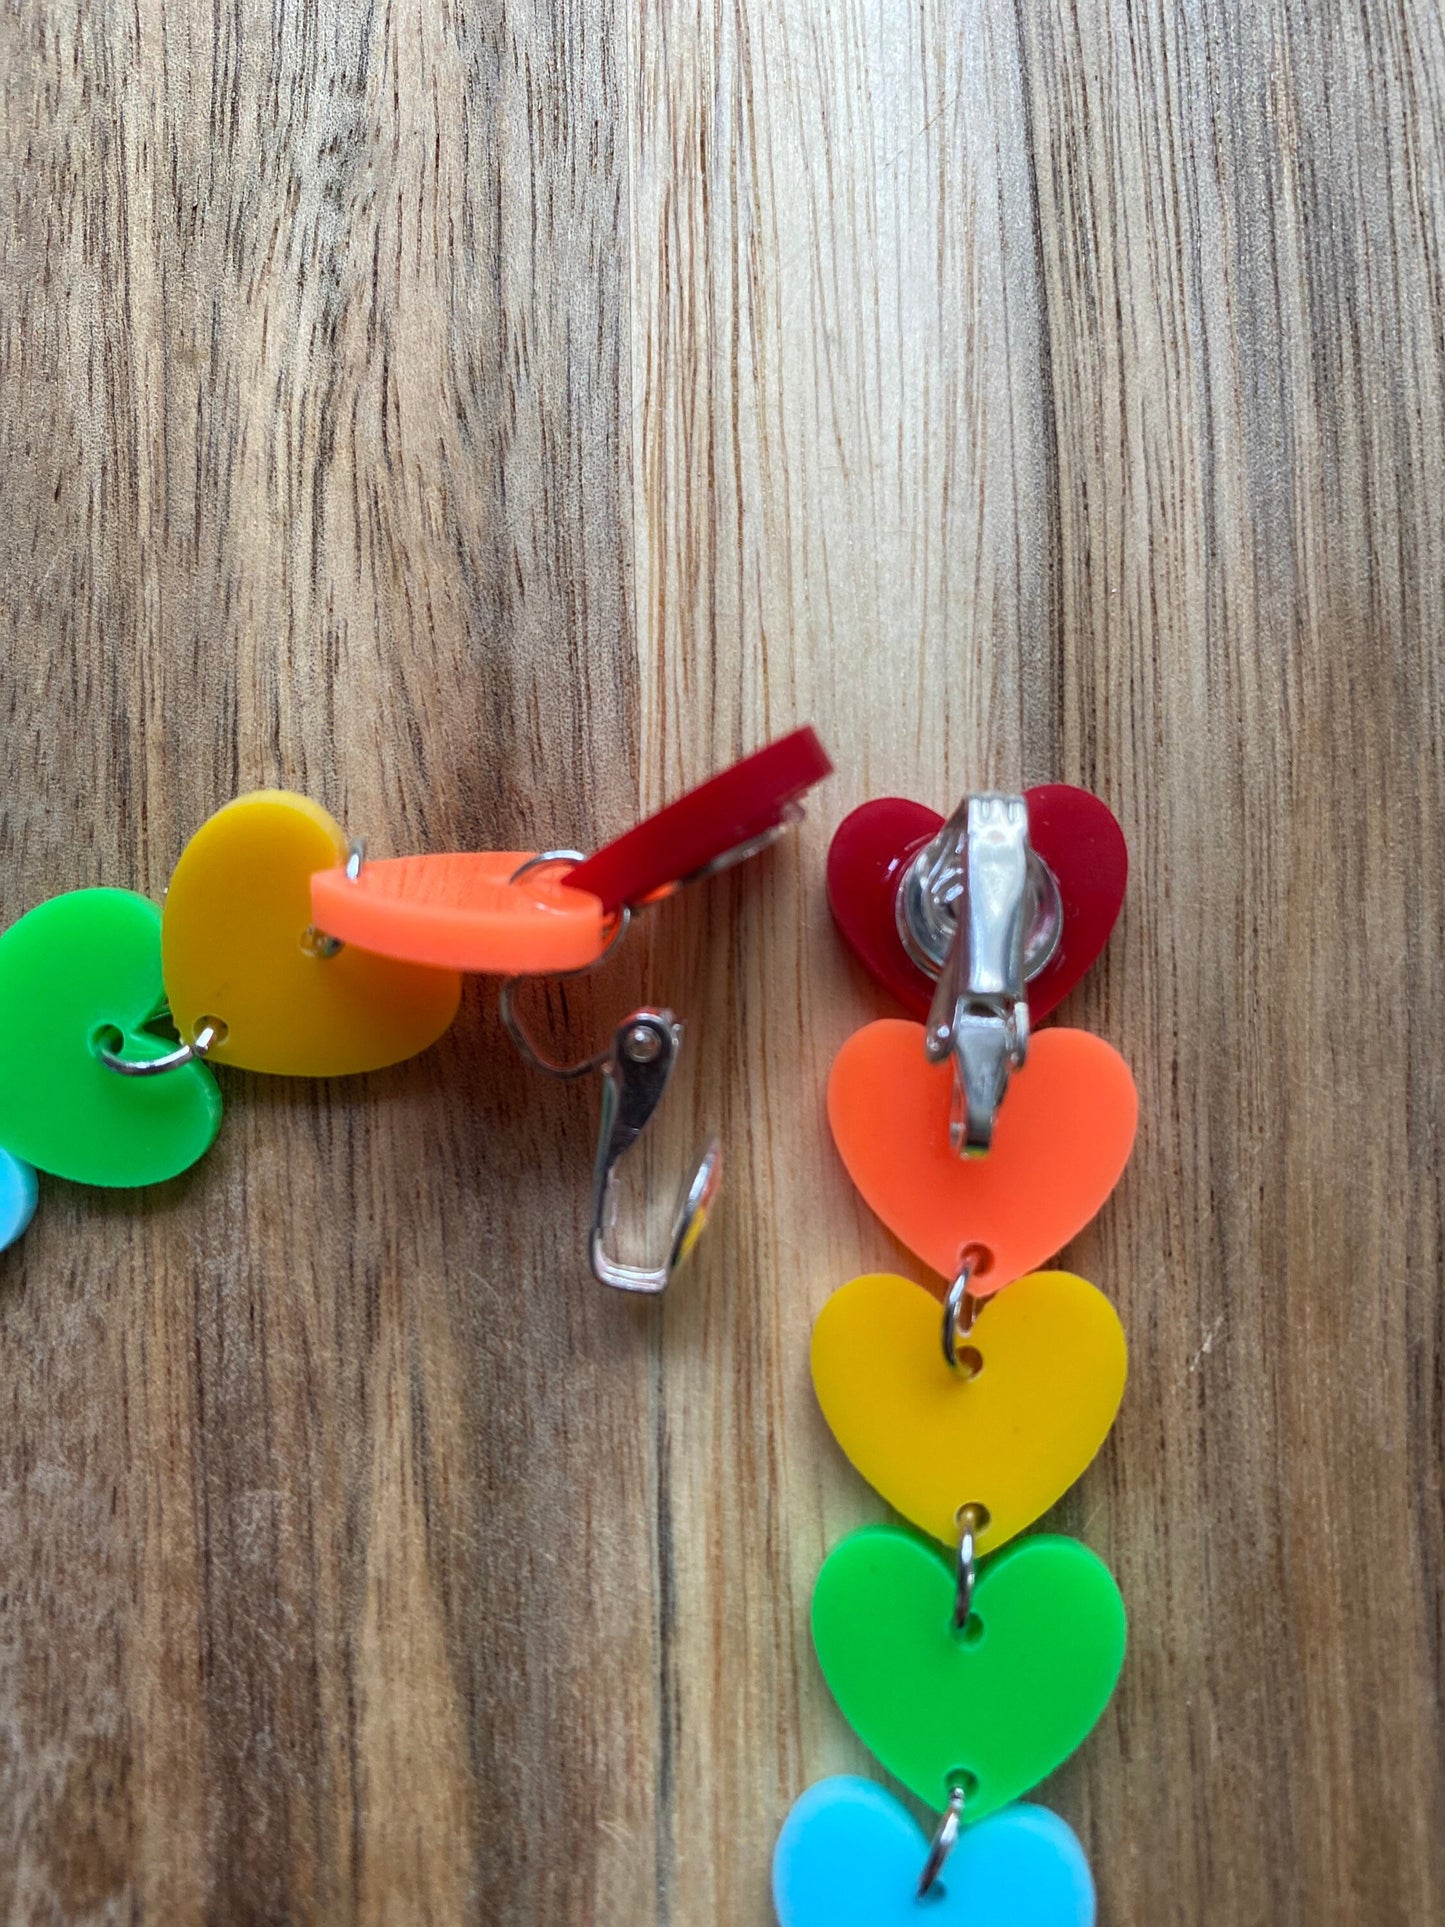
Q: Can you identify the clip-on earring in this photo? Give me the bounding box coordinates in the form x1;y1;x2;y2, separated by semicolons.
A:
0;731;830;1273
310;728;834;1294
494;889;719;1299
773;781;1136;1922
829;784;1127;1152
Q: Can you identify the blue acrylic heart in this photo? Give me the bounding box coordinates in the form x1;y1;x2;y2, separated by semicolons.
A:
0;1148;38;1252
773;1778;1094;1927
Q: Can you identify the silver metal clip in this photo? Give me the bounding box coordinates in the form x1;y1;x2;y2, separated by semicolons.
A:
590;1012;722;1295
897;793;1062;1156
498;857;721;1296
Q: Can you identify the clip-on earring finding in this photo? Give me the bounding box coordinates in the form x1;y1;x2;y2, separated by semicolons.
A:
829;782;1128;1158
493;729;832;1291
896;793;1062;1155
496;861;722;1298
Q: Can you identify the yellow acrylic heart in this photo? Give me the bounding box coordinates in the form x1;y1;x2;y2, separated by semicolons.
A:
811;1270;1126;1555
162;791;462;1075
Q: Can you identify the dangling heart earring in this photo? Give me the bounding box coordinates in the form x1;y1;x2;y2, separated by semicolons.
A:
775;784;1135;1922
0;731;831;1268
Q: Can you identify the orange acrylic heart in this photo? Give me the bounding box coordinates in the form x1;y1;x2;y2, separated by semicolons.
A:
827;1021;1137;1292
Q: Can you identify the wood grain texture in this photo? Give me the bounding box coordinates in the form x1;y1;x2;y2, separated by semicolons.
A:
2;0;1442;1921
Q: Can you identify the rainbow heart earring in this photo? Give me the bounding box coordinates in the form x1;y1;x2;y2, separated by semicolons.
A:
0;732;831;1282
775;785;1134;1919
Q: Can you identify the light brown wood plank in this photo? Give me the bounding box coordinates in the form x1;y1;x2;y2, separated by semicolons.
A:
2;0;1443;1920
2;0;647;1919
632;2;1445;1924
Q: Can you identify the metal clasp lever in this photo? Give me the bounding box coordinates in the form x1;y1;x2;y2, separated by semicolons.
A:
925;796;1031;1156
590;1011;722;1295
902;793;1061;1157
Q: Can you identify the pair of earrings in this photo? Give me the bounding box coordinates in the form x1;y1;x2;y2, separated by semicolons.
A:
0;729;833;1288
775;786;1135;1925
0;748;1139;1921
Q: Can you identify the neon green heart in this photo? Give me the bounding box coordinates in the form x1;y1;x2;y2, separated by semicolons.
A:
0;889;223;1187
812;1526;1125;1818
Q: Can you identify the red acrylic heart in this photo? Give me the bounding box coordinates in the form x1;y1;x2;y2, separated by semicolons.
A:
826;785;1127;1021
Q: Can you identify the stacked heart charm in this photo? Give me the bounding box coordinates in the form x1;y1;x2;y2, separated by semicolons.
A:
774;785;1134;1925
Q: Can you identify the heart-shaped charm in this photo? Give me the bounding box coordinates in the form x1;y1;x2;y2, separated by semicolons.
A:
827;787;1127;1020
0;890;223;1186
812;1271;1126;1551
310;851;609;973
813;1527;1125;1818
828;1022;1136;1290
163;792;463;1076
0;1149;39;1250
773;1780;1095;1926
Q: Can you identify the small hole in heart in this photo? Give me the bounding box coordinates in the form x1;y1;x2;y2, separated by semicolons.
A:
955;1500;991;1535
945;1767;980;1801
90;1024;125;1059
957;1613;986;1646
959;1240;994;1280
953;1344;984;1380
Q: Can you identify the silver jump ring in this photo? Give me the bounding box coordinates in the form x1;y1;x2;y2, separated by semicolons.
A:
302;836;366;959
952;1501;984;1631
942;1251;987;1371
917;1782;967;1898
499;851;635;1080
96;1020;222;1078
508;848;588;887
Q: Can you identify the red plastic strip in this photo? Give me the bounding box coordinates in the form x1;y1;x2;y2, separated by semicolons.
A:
564;727;834;914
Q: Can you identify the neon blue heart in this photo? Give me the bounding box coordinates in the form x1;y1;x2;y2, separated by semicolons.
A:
773;1778;1094;1926
0;1148;37;1252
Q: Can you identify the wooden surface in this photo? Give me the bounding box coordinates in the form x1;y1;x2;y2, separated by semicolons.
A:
2;0;1443;1920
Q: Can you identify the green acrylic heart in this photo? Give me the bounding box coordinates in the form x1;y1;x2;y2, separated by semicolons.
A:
0;889;223;1187
812;1525;1126;1819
